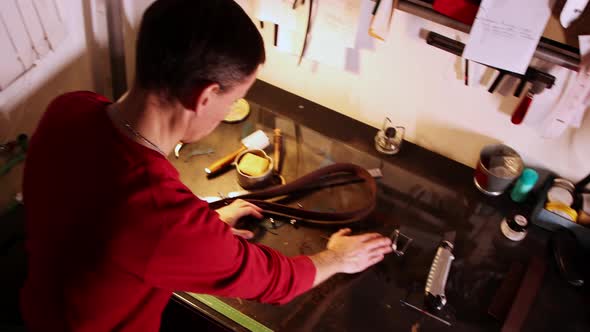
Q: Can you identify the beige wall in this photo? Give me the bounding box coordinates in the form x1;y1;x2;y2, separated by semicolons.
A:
0;0;108;206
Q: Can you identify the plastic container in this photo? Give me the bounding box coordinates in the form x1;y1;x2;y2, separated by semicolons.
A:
510;168;539;202
531;175;590;250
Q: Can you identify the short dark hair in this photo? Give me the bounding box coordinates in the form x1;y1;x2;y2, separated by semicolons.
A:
135;0;265;102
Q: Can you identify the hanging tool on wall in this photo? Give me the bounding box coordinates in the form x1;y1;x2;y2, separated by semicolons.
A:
273;128;283;174
510;68;556;125
390;228;413;256
425;31;557;125
298;0;314;65
488;70;507;93
432;0;480;25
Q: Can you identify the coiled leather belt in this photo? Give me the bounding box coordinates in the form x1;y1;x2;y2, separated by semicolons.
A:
208;163;377;225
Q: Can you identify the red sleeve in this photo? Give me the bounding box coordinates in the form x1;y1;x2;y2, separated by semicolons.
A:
141;176;316;305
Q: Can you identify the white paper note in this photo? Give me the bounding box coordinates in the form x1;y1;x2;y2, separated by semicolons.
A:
345;0;377;73
462;0;552;74
276;25;299;54
541;68;590;137
572;35;590;127
255;0;297;30
304;0;361;68
369;0;393;41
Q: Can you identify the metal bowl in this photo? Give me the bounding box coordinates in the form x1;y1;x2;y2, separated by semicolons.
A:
235;149;274;189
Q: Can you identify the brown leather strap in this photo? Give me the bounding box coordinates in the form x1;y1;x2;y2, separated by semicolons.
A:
209;163;377;225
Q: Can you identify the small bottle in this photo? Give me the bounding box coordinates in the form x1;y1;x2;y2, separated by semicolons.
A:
510;168;538;202
375;117;405;155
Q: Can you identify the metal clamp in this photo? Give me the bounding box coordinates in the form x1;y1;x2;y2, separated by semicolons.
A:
390;229;413;256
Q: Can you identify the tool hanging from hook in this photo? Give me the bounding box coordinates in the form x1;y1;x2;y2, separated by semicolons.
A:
425;31;556;125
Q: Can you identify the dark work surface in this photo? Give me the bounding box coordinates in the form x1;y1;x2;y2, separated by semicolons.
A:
0;205;26;330
171;80;590;331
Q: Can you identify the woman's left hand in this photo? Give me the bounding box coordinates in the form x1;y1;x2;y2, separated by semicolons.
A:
215;199;263;239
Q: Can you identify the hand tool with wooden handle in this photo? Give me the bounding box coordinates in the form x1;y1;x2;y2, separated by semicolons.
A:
273;128;282;173
204;130;269;176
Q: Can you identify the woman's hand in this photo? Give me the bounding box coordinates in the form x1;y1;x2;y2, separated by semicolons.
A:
325;228;393;274
215;199;263;239
309;228;393;286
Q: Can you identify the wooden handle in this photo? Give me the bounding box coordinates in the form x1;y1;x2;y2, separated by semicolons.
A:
511;92;533;125
205;146;246;175
273;129;282;173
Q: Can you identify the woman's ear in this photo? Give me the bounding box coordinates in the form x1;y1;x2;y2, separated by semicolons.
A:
181;82;220;113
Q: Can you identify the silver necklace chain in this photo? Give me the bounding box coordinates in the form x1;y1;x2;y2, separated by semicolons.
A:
122;121;166;156
112;104;166;156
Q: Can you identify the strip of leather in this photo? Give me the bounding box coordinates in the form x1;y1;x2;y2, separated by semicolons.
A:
208;163;377;225
488;262;525;321
501;256;546;332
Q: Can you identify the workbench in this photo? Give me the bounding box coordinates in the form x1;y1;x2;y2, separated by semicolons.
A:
164;81;589;331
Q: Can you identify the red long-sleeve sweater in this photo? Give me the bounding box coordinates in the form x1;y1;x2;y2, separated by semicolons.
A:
21;91;315;332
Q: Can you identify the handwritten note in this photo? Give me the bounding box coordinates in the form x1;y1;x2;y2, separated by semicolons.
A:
304;0;361;68
462;0;552;74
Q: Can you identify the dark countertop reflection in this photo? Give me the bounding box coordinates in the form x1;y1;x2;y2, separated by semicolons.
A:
170;81;590;332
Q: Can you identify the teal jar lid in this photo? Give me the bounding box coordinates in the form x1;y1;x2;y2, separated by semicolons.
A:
520;168;539;185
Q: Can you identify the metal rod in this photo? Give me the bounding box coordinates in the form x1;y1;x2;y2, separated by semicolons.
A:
399;300;452;326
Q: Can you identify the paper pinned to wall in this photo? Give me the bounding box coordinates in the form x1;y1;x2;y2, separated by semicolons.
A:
345;0;378;73
276;26;299;54
369;0;395;41
462;0;552;75
539;37;590;138
304;0;361;69
255;0;297;30
572;35;590;127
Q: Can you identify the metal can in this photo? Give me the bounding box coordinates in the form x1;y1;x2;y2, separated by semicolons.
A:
546;178;575;207
474;144;524;196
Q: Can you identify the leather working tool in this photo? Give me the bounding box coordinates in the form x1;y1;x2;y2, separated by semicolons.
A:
208;163;377;225
205;130;270;176
174;142;184;158
425;231;456;311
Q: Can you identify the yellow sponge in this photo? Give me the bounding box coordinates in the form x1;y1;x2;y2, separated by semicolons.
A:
238;153;270;176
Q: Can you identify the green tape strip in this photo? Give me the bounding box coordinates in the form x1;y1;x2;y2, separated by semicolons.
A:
188;293;273;332
0;154;25;176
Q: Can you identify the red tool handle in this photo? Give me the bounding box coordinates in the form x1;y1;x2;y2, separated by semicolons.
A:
511;92;533;125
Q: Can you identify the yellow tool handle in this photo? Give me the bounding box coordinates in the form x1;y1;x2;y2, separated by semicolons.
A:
205;146;246;175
